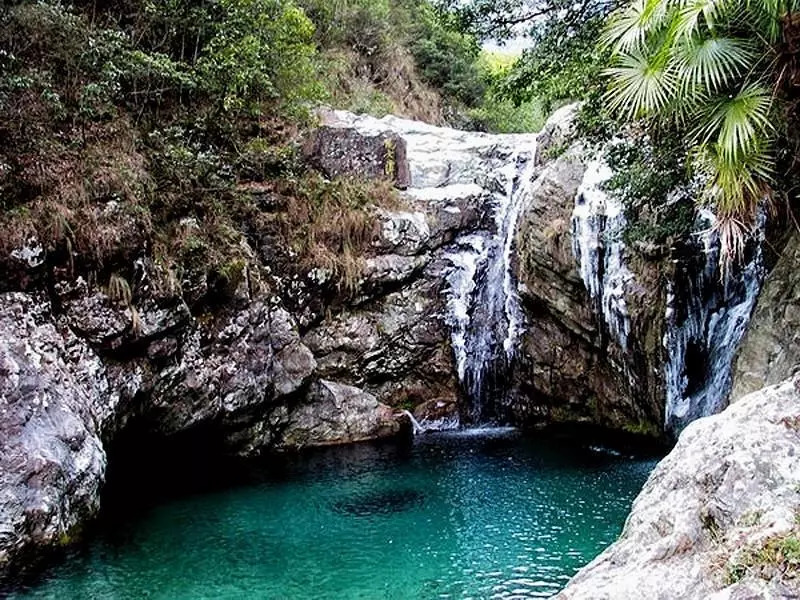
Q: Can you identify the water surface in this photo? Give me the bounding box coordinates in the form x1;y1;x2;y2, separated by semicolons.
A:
11;429;656;599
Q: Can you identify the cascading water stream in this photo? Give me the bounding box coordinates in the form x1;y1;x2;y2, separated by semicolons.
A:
327;109;548;425
451;147;539;422
663;210;765;434
571;160;766;434
571;160;635;351
331;109;765;435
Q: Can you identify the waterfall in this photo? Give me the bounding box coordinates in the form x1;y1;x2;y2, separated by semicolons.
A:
451;148;539;422
327;109;548;424
572;160;765;435
327;108;767;435
444;234;488;383
663;210;765;434
571;160;634;350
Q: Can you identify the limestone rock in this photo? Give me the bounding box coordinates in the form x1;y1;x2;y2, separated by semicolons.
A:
556;377;800;600
280;380;404;447
57;277;192;352
732;231;800;400
413;397;459;425
362;254;429;289
0;293;108;575
302;275;456;406
148;303;316;444
511;147;667;435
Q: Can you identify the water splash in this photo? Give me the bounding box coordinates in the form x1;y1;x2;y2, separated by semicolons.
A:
402;409;460;434
663;210;765;434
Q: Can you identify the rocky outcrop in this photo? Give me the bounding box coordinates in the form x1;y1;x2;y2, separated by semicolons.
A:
279;380;402;447
511;142;669;436
0;110;500;580
0;280;405;578
556;377;800;600
0;293;108;574
732;231;800;401
305;116;412;189
0;105;778;583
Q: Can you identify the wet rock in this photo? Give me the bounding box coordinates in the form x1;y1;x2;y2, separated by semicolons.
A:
305;124;410;189
280;380;404;447
413;397;458;423
511;147;667;435
0;293;108;576
556;377;800;600
732;231;800;400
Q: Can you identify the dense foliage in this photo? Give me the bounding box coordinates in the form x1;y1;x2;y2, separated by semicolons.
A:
0;0;467;305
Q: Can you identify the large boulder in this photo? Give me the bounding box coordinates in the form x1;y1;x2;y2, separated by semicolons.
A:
556;377;800;600
279;380;404;447
305;117;411;189
144;302;317;451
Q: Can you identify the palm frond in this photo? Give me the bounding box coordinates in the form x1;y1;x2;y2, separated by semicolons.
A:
693;83;774;162
674;35;755;93
604;49;679;118
691;138;772;214
601;0;671;52
745;0;800;43
674;0;735;38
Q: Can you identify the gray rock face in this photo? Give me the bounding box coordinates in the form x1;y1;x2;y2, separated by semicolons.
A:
556;377;800;600
145;302;317;448
0;104;783;586
0;286;381;579
305;117;411;189
511;145;669;436
303;273;456;406
2;110;493;580
280;380;403;447
732;231;800;401
0;294;108;574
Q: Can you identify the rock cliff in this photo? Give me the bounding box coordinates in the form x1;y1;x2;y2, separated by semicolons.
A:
0;106;779;582
511;143;669;436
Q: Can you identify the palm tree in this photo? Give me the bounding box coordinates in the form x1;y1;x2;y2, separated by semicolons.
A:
602;0;799;263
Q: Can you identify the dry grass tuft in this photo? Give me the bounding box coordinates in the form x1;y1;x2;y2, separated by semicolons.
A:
265;173;403;295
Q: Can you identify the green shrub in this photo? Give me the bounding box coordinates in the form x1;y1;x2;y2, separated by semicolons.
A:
603;134;694;248
197;0;322;115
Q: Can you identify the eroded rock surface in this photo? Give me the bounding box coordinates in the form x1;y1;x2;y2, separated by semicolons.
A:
556;377;800;600
280;380;402;447
733;231;800;400
0;294;108;574
511;144;669;435
0;285;400;579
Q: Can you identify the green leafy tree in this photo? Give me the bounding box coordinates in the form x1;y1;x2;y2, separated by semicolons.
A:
602;0;800;261
436;0;617;112
197;0;321;114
